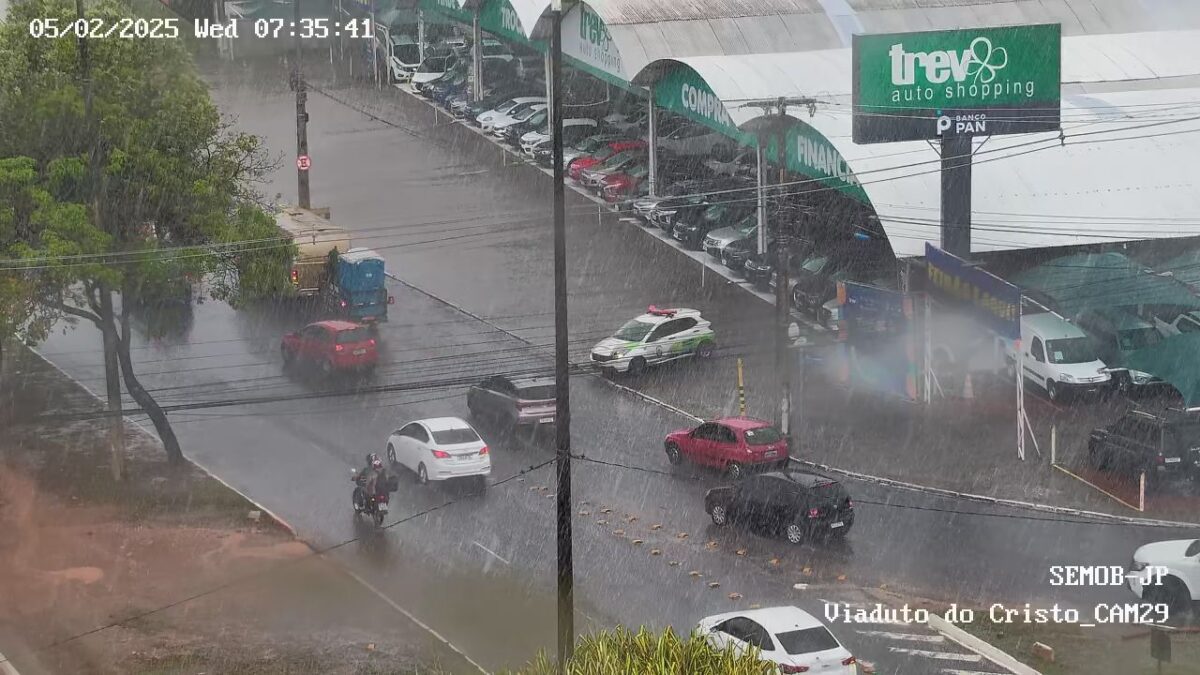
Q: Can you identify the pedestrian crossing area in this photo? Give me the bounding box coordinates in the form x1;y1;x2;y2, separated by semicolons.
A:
821;600;1013;675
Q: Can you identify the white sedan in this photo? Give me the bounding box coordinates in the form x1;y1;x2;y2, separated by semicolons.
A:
697;606;857;674
386;417;490;488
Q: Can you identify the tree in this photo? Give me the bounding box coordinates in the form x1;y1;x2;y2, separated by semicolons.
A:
502;627;777;675
0;0;287;467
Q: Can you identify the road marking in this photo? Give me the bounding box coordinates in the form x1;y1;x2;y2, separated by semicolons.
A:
0;649;22;675
858;630;946;643
472;541;510;565
942;670;1006;675
340;568;490;675
889;647;983;662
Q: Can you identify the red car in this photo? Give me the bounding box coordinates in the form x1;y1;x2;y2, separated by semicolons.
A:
281;320;378;375
601;163;649;202
567;139;646;180
664;417;790;479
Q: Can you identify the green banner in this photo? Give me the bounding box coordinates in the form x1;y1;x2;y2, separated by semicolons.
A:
853;23;1060;142
480;0;535;47
654;66;867;203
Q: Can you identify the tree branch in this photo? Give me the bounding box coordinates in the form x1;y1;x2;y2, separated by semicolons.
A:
44;298;102;326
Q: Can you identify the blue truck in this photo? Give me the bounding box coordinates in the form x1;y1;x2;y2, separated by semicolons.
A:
325;247;392;325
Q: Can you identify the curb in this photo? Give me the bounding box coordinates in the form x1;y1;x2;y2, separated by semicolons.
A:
927;614;1041;675
25;347;300;538
792;458;1200;529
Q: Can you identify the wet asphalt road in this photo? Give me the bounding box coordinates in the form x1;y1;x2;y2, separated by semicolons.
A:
27;68;1200;672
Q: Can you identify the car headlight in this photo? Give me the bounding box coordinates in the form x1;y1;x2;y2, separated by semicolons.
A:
1131;370;1152;384
1060;373;1075;383
613;349;625;358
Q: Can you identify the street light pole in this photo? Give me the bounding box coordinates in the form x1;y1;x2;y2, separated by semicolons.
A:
550;1;574;671
293;0;311;209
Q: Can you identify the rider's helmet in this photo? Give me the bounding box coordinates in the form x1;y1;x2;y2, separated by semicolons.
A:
365;452;375;464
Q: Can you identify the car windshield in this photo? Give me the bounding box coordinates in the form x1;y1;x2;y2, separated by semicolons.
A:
418;57;448;73
744;426;783;445
1045;337;1097;364
513;106;541;121
335;328;371;344
775;626;840;655
431;427;481;445
811;481;849;505
517;385;556;400
614;319;655;342
801;255;829;274
493;99;519;113
392;44;420;63
1118;327;1161;352
599;149;639;168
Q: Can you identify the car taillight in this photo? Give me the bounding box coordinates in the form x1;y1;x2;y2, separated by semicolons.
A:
290;269;299;283
340;299;347;308
432;450;450;459
1156;454;1165;464
780;665;809;674
842;656;857;666
479;446;489;455
368;339;376;347
334;344;344;352
807;508;821;519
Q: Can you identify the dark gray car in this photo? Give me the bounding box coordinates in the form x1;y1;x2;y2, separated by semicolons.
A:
467;375;557;428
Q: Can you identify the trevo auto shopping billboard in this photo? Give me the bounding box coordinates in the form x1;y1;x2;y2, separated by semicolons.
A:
853;24;1061;143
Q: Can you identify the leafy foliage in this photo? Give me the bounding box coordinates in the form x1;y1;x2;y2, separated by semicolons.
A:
502;627;775;675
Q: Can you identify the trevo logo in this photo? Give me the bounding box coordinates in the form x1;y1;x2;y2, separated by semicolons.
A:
889;36;1008;86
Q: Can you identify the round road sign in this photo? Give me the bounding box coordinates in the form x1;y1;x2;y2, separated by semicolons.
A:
296;155;311;171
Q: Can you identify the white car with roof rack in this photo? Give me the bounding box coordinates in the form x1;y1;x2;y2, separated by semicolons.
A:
590;305;716;376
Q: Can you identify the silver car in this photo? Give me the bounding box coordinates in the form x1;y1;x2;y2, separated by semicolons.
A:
703;217;757;259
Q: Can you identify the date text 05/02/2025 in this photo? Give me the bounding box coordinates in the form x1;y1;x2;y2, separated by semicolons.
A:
27;17;373;41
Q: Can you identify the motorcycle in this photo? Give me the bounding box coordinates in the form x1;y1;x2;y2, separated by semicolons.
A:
351;469;390;527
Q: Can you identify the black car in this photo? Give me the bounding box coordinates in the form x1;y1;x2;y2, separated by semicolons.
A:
503;109;547;146
791;245;893;315
645;177;753;232
467;374;557;428
743;244;811;292
672;201;756;250
1088;409;1200;489
705;471;854;544
721;236;777;274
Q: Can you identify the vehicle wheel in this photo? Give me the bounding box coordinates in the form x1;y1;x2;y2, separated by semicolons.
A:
785;522;806;545
386;444;397;466
1148;578;1192;623
695;341;714;359
665;442;683;465
373;510;384;527
725;462;745;481
1046;380;1059;402
281;347;294;368
628;357;647;377
416;463;429;485
710;505;729;526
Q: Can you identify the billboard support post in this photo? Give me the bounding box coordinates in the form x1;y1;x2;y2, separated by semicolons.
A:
941;134;972;257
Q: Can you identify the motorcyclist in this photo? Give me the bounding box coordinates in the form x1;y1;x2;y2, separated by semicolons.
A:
353;453;382;512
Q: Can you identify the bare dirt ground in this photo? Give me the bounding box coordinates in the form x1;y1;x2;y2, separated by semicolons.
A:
0;346;470;675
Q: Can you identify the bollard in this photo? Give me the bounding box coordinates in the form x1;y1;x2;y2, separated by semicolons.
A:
1139;471;1146;512
736;358;746;416
1051;425;1056;466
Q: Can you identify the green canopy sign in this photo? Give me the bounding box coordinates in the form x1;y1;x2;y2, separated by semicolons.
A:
853;23;1061;143
654;66;868;203
480;0;536;47
419;0;470;24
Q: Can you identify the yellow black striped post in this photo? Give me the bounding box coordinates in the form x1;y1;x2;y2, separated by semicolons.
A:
736;357;746;416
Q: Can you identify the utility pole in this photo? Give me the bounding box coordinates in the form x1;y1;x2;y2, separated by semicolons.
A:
739;97;818;441
549;1;573;671
76;0;125;482
293;0;311;209
940;135;972;257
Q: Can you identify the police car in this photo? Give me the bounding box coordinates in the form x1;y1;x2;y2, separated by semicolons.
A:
590;306;716;376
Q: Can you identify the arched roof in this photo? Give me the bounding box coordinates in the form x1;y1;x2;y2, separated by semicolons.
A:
633;30;1200;257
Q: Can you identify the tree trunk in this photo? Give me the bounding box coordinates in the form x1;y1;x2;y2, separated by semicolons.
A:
111;289;185;465
97;285;126;481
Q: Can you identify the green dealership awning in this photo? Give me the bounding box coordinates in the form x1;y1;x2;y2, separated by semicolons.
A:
1010;252;1200;318
1125;334;1200;407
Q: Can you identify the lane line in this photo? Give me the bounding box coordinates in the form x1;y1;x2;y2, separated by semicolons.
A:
889;647;984;662
857;630;946;643
472;541;511;566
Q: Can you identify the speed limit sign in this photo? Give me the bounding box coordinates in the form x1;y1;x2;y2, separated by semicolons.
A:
296;155;311;171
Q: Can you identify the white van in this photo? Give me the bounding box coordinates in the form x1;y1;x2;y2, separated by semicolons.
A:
1004;313;1112;402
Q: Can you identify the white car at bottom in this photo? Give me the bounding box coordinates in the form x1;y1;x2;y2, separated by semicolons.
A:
1129;538;1200;617
697;606;858;674
386;417;490;488
590;305;715;376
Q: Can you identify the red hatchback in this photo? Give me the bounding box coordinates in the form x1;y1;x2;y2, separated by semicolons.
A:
567;139;647;180
664;417;790;479
281;320;378;375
